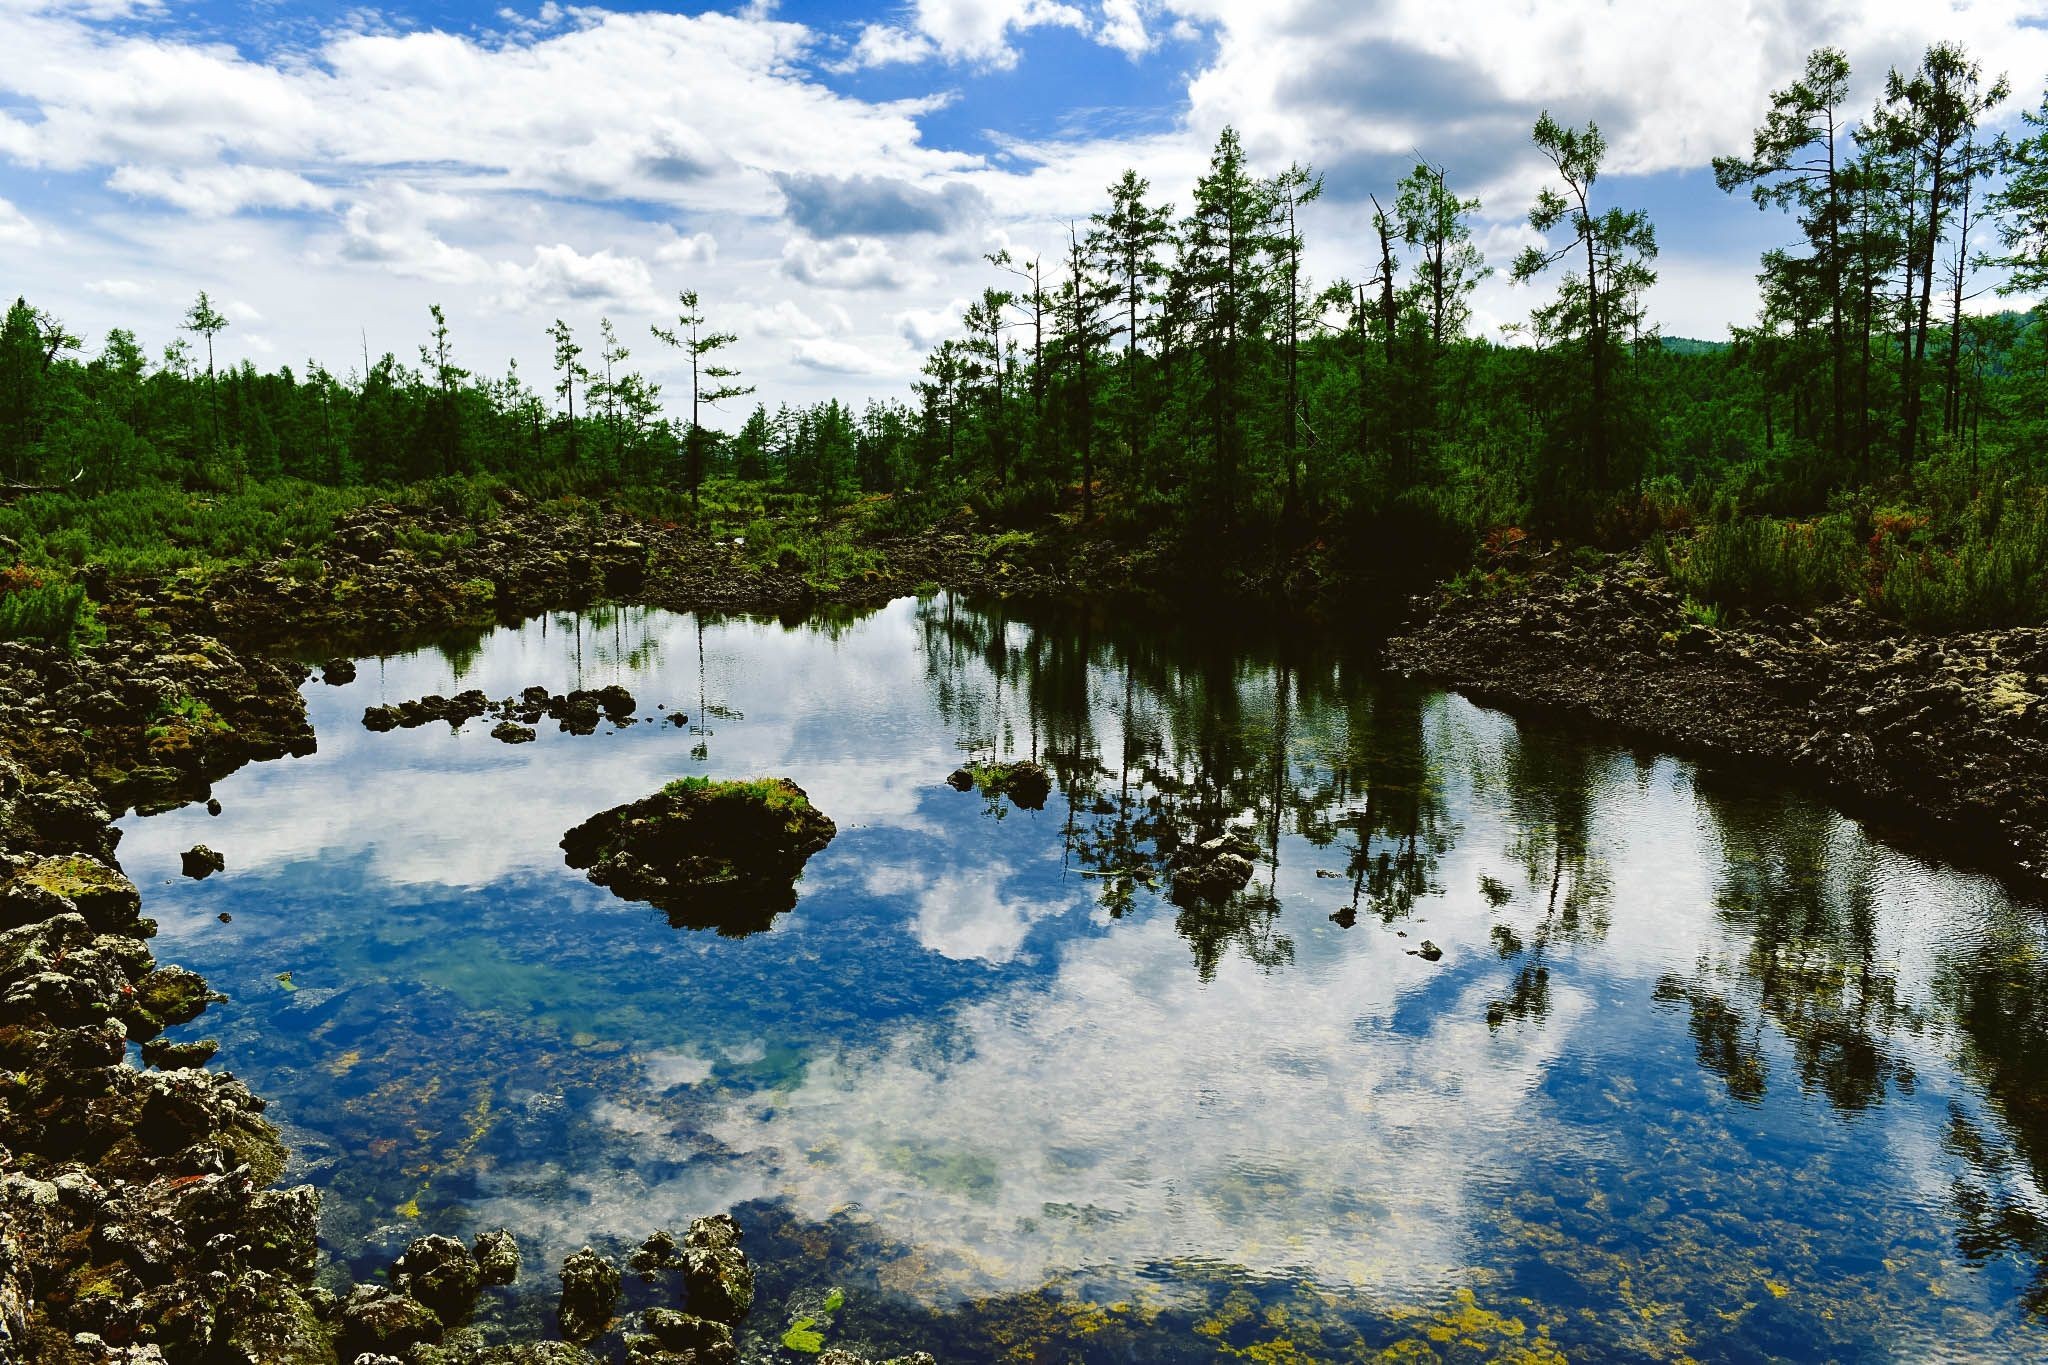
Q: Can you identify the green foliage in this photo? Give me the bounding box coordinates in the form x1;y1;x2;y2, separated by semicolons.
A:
1650;518;1858;609
0;572;92;648
661;776;816;820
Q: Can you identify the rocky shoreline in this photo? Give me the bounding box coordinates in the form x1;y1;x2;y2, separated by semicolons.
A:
0;498;974;1363
5;494;2044;1361
1385;545;2048;896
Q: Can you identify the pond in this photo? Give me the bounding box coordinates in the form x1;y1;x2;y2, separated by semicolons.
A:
114;595;2048;1361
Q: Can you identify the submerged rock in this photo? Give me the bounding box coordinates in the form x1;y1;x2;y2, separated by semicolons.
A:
560;778;836;935
558;1246;621;1342
472;1228;521;1286
140;1036;219;1069
680;1213;753;1324
393;1232;484;1326
1169;832;1257;905
181;844;225;879
320;658;358;685
490;721;537;745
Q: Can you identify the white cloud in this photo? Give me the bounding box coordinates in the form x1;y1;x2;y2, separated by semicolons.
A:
495;243;661;313
0;197;41;247
779;235;921;292
654;229;718;267
895;299;969;350
5;0;2048;417
85;277;149;299
790;336;901;378
839;22;938;70
107;164;334;217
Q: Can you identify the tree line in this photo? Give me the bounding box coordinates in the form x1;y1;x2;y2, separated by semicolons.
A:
4;40;2047;553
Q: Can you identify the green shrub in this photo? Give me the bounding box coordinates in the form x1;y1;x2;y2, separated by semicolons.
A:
1652;516;1858;610
0;577;90;648
1873;490;2048;630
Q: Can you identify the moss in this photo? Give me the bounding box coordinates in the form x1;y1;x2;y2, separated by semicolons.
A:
20;854;129;904
781;1317;826;1353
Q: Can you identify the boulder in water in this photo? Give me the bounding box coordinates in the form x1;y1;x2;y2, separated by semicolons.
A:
561;778;837;935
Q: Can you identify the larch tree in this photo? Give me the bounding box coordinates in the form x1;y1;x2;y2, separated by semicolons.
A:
1511;111;1658;494
1267;160;1323;510
1087;170;1174;479
182;290;229;451
547;319;586;466
651;289;754;509
1714;47;1853;469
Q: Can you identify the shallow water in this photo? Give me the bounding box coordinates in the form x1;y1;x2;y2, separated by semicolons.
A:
115;595;2048;1361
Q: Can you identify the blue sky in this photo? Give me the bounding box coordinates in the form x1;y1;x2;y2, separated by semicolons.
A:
1;1;2044;418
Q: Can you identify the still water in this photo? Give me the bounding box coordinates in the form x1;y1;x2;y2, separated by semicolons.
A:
115;596;2048;1361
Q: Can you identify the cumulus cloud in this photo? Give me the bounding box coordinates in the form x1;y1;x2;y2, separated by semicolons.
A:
779;235;921;292
790;336;901;378
0;198;41;247
854;0;1089;70
107;164;334;217
776;172;987;238
896;300;968;350
496;243;661;312
5;0;2048;411
653;229;718;267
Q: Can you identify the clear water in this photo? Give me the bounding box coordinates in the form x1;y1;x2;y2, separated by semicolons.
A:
114;596;2048;1361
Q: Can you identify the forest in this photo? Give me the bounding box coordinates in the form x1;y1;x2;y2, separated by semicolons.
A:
4;41;2048;633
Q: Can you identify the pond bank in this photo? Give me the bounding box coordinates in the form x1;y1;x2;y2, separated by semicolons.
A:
6;493;2045;1360
1384;545;2048;896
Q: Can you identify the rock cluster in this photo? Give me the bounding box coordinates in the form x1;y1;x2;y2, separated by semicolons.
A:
364;685;643;740
1168;831;1258;905
945;760;1052;811
0;499;955;1362
560;779;837;935
1389;547;2048;889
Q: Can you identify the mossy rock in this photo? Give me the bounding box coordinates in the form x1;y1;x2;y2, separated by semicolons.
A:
946;760;1052;811
5;855;141;932
560;778;836;936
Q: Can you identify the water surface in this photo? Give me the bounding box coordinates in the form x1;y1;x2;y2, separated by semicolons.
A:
116;596;2048;1361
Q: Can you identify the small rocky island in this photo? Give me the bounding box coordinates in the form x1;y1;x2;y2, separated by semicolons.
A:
560;777;836;935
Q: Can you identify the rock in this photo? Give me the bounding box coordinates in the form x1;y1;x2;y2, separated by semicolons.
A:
680;1214;752;1324
641;1308;735;1363
362;705;401;733
558;1246;621;1342
181;845;225;879
472;1228;520;1286
947;760;1051;809
490;722;537;745
339;1285;442;1358
206;797;223;816
1169;833;1257;904
140;1037;218;1069
1328;906;1357;929
1409;940;1443;962
392;1233;484;1327
321;658;358;685
560;778;836;935
628;1229;683;1283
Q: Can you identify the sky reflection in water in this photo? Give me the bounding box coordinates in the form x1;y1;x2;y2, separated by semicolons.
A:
114;597;2048;1361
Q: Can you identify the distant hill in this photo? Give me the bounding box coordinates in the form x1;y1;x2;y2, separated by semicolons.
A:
1660;336;1731;356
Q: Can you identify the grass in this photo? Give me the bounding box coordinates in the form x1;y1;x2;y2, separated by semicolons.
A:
662;775;815;818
